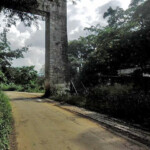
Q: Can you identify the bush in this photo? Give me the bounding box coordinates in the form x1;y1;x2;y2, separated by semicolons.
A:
25;85;44;93
0;91;12;150
0;83;44;93
67;96;86;107
86;84;150;128
0;83;23;91
50;83;150;129
51;93;86;107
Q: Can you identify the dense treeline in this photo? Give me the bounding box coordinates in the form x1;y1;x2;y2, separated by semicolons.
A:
58;0;150;129
69;0;150;88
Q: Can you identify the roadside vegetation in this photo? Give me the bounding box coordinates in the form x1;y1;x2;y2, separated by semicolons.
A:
52;84;150;129
0;1;46;149
52;0;150;130
0;91;12;150
0;66;44;93
0;30;44;93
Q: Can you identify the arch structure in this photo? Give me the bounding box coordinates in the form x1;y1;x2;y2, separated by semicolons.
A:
37;0;69;96
6;0;69;96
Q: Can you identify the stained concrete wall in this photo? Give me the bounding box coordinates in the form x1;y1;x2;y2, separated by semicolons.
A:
41;0;69;95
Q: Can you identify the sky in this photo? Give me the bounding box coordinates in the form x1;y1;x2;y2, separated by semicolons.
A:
1;0;131;72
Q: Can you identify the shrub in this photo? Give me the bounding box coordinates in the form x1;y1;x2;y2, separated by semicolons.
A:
0;91;12;150
0;83;23;91
66;96;86;107
51;83;150;129
86;84;150;128
51;93;86;107
23;81;44;93
0;83;44;93
25;85;44;93
51;93;70;102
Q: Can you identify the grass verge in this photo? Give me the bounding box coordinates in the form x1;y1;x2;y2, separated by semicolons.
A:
0;91;12;150
0;83;44;93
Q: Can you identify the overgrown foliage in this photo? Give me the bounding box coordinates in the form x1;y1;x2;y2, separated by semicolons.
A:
0;66;44;93
53;84;150;129
0;30;44;93
66;0;150;129
0;92;12;150
52;94;86;107
68;0;150;89
86;84;150;128
0;30;28;72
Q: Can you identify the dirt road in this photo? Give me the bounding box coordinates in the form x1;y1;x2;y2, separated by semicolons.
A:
6;91;148;150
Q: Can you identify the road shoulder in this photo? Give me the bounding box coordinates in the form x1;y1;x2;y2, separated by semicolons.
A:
44;98;150;149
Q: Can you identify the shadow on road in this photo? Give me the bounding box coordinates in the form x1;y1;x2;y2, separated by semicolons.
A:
11;97;42;101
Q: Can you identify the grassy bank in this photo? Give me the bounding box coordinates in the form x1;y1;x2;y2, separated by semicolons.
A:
0;83;44;93
52;84;150;130
0;91;12;150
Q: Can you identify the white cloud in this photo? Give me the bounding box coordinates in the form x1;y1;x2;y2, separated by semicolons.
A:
67;0;131;40
7;27;31;48
121;0;131;9
12;46;45;71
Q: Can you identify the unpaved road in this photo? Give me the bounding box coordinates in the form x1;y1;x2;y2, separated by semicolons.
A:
6;91;148;150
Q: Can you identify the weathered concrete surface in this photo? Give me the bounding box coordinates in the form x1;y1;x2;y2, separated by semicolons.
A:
38;0;68;95
6;91;148;150
44;0;69;95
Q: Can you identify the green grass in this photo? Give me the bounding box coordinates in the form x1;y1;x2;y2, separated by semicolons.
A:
0;83;23;91
0;83;44;93
0;91;12;150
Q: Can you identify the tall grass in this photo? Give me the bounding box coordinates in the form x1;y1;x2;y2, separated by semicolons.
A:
0;91;12;150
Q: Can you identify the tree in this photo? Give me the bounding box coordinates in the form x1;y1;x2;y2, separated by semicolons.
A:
0;30;28;73
70;0;150;88
133;0;150;29
7;66;38;85
130;0;145;7
0;0;40;27
0;70;7;83
68;35;96;79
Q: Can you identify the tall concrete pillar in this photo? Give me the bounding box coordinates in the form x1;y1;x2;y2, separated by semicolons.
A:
44;0;69;96
45;12;51;96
